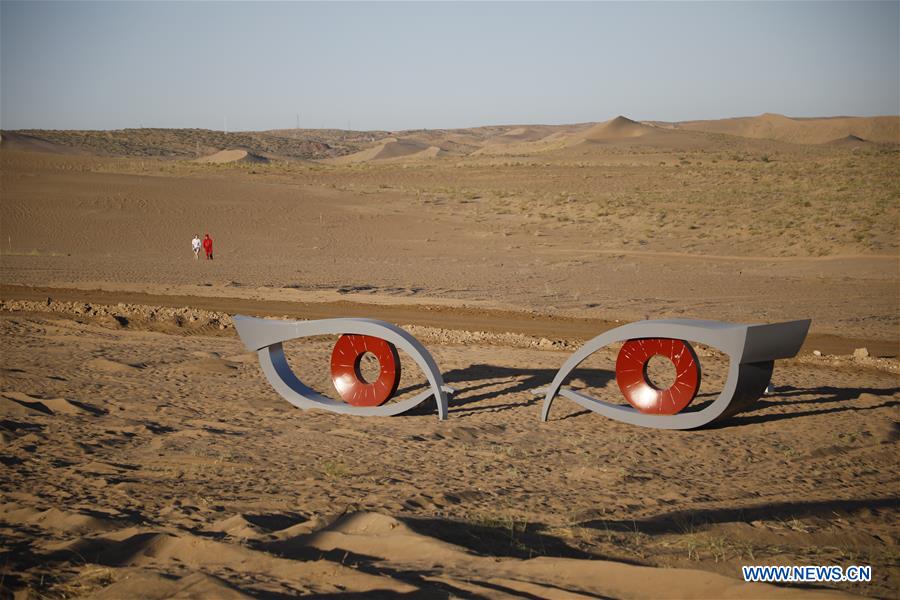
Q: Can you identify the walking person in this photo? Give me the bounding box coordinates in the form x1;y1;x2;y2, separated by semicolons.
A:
191;234;201;260
202;233;214;260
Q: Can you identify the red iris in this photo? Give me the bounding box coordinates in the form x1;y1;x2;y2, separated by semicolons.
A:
330;334;401;406
615;338;701;415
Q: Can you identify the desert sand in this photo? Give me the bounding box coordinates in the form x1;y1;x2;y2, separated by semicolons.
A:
1;114;898;598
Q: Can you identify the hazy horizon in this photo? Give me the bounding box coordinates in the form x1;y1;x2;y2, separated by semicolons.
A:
4;111;900;135
2;1;898;131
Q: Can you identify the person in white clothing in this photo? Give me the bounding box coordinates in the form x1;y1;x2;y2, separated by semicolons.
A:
191;234;201;260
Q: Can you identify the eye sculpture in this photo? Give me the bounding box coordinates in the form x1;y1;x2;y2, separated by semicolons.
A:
540;319;810;429
234;316;454;419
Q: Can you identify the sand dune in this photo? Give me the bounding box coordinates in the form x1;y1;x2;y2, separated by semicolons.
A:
662;113;900;144
483;126;557;145
0;132;84;155
474;123;601;155
326;137;443;164
415;145;443;159
501;127;528;137
373;139;437;160
569;115;720;150
196;149;269;164
474;130;575;155
828;134;872;147
580;115;654;140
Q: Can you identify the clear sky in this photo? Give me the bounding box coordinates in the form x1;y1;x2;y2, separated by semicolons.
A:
1;1;898;131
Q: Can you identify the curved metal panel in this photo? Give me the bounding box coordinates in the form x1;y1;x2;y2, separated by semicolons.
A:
540;319;810;429
235;315;451;419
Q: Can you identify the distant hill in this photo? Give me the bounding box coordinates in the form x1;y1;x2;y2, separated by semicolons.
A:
567;116;719;150
0;128;358;160
651;113;900;144
0;132;87;155
3;113;897;163
580;116;651;140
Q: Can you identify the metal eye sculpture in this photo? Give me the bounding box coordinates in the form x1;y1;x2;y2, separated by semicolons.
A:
540;319;810;429
234;316;454;419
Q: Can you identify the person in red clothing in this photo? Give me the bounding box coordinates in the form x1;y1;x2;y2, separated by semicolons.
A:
202;234;213;260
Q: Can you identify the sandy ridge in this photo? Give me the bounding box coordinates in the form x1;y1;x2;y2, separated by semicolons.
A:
3;284;897;357
0;501;859;598
3;298;898;375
